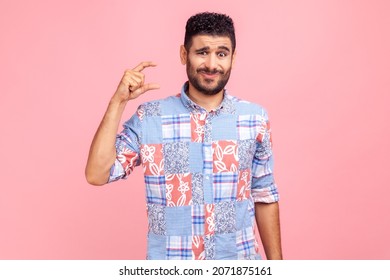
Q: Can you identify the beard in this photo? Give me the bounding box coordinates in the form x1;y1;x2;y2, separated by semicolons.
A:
186;59;232;96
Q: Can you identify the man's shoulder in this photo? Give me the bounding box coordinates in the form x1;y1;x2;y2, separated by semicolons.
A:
139;94;180;107
226;94;269;117
135;94;186;119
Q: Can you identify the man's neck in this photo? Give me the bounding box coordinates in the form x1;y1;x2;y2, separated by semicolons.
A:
186;83;224;112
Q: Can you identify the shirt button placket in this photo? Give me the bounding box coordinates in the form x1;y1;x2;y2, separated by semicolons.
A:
202;113;214;204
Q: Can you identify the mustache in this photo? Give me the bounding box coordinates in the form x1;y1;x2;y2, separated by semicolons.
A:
197;68;224;75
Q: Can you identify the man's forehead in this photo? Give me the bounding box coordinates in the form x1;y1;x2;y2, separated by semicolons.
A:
190;35;232;50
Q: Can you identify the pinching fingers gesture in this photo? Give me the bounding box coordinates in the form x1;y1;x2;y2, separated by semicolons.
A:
114;61;160;102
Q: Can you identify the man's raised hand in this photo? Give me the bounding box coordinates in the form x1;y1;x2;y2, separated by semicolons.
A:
113;61;160;102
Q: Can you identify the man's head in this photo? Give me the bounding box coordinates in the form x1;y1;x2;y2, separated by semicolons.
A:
181;12;236;96
184;12;236;53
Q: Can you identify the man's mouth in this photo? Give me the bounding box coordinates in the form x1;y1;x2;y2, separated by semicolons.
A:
197;69;223;79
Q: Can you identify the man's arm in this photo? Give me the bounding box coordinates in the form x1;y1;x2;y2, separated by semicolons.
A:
85;61;160;185
255;201;282;260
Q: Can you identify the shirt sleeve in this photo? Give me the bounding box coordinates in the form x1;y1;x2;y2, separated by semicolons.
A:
108;111;142;183
251;111;279;203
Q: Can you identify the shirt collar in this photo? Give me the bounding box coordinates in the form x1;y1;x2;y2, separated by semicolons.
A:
179;81;233;114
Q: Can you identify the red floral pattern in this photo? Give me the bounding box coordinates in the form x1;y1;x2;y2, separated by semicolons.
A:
191;113;206;142
192;236;205;260
165;173;192;206
212;140;239;173
237;169;251;201
140;144;164;175
205;204;215;236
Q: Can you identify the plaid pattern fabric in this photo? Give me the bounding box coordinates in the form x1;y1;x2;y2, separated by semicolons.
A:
213;172;238;202
167;236;192;260
162;114;191;142
109;82;279;260
237;115;264;140
145;175;166;205
252;156;273;177
252;185;279;203
203;143;213;174
192;204;205;235
236;226;256;259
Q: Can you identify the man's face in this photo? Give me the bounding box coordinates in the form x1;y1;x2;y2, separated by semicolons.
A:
181;35;235;95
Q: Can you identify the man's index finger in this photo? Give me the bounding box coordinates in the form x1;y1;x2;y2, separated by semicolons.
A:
132;61;158;72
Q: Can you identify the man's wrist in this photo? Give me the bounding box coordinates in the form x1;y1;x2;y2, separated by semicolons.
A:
267;252;283;260
109;95;128;110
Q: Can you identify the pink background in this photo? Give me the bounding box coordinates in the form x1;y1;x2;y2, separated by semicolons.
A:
1;0;389;259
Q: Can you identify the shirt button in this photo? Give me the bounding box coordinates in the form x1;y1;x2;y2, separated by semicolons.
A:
205;175;210;180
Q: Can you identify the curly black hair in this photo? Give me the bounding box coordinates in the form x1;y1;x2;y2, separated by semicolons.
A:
184;12;236;52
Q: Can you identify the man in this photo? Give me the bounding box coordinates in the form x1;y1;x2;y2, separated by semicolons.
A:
86;12;282;260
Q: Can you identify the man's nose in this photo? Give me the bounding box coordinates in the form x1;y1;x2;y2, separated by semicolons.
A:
204;53;218;70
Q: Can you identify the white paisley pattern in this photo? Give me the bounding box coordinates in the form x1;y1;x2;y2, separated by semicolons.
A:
191;173;204;205
215;201;236;234
147;204;166;235
238;140;256;170
204;235;215;260
163;142;190;174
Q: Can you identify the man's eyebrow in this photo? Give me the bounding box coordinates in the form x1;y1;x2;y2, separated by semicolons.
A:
218;46;231;52
194;46;231;53
195;46;210;52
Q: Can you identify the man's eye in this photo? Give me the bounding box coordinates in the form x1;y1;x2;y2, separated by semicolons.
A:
218;52;227;57
198;51;207;55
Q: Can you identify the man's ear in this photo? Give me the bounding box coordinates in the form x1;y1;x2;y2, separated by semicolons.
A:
231;49;237;68
180;45;187;65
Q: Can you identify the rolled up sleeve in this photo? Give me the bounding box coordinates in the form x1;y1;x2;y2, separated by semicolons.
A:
251;114;279;203
108;112;142;183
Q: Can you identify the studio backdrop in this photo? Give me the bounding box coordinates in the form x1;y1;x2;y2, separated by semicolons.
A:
0;0;389;259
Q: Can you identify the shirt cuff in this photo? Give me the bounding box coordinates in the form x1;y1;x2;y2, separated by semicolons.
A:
252;184;279;203
108;159;126;183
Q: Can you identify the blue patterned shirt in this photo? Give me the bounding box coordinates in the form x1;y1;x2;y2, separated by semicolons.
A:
109;82;279;260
